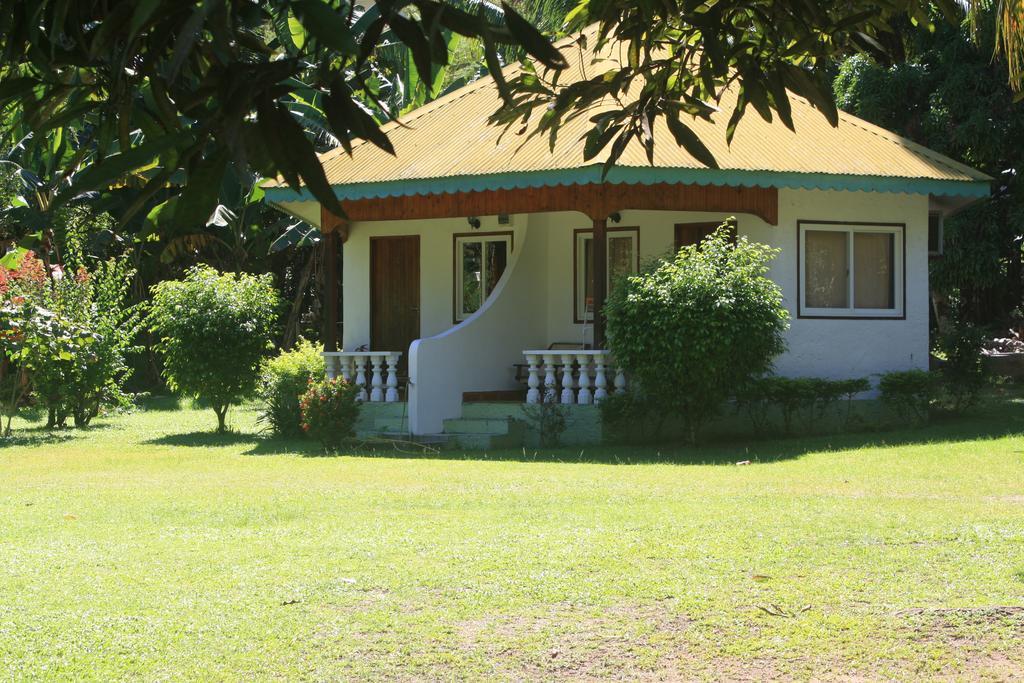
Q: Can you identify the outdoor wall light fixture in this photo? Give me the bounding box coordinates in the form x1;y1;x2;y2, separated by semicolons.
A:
467;216;481;229
609;212;621;223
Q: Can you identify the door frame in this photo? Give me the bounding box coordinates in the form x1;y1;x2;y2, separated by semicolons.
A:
369;235;421;352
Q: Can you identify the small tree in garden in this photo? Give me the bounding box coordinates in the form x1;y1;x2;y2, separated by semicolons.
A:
605;226;789;443
148;266;280;432
0;303;99;437
1;251;139;431
33;258;140;428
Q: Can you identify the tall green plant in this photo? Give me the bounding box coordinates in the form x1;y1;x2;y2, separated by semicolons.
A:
605;227;789;443
148;266;281;432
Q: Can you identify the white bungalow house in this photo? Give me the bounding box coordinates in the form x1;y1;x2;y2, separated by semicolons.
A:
265;31;990;447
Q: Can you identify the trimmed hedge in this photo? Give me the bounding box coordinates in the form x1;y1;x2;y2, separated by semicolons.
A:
736;376;871;435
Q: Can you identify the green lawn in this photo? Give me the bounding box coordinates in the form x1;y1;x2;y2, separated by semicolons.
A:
2;399;1024;680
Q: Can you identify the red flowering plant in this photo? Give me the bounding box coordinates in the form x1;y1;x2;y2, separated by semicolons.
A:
0;251;138;433
0;251;48;306
299;377;361;450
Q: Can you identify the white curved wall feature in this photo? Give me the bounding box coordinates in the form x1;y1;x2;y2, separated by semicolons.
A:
408;216;549;434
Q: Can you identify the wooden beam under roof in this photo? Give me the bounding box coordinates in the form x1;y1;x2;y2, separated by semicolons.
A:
320;182;778;237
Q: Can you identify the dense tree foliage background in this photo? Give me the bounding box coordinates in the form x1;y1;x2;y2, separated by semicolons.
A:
834;6;1024;328
0;0;572;386
1;0;1019;397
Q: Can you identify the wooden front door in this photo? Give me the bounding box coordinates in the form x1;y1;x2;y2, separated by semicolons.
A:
370;236;420;359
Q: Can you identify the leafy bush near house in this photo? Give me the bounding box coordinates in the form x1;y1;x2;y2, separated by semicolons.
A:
598;390;668;443
605;226;789;443
258;339;325;436
934;322;990;413
300;377;361;450
735;376;871;435
148;266;280;432
522;388;568;447
878;369;940;425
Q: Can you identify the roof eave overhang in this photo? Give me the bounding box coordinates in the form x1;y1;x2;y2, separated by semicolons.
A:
263;166;992;205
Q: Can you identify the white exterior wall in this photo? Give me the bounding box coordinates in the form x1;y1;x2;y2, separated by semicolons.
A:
772;189;930;378
340;213;532;349
337;188;930;433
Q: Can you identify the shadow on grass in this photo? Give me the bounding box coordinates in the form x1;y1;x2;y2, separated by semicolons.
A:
142;429;328;456
319;403;1024;466
134;397;1024;465
0;421;117;447
245;437;333;457
1;429;78;448
144;431;262;448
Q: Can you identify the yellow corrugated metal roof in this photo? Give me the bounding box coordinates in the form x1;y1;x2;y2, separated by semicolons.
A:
266;26;989;195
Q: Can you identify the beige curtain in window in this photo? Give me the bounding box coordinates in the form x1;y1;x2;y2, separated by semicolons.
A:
854;232;895;309
805;230;848;308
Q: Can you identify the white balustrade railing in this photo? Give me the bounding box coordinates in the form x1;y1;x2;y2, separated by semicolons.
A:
323;351;402;402
522;350;626;405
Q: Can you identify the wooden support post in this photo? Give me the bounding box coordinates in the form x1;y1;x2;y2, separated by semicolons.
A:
322;229;339;353
592;217;608;349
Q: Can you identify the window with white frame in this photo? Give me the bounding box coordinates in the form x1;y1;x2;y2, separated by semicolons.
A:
798;222;904;318
454;233;512;321
575;227;639;322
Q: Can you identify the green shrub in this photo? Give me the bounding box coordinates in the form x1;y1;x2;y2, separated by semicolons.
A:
522;388;568;447
598;390;668;443
878;369;939;425
300;377;361;450
935;322;990;413
41;258;140;427
0;303;99;436
148;266;280;432
736;376;871;434
1;253;139;429
605;225;789;443
258;339;325;436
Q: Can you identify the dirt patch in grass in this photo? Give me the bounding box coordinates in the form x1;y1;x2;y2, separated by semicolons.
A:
450;603;1024;681
890;606;1024;680
456;600;702;680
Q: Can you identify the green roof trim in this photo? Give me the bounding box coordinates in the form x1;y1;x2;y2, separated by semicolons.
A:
263;165;992;204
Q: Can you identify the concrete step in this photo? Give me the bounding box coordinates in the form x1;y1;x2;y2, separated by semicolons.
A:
358;402;408;419
372;416;409;433
458;402;527;420
444;420;526;450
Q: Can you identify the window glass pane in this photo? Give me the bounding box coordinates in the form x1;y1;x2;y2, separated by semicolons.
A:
608;235;634;290
484;240;508;297
461;241;482;316
854;232;895;309
805;230;848;308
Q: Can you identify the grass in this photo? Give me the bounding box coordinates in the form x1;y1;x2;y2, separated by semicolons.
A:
2;398;1024;680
